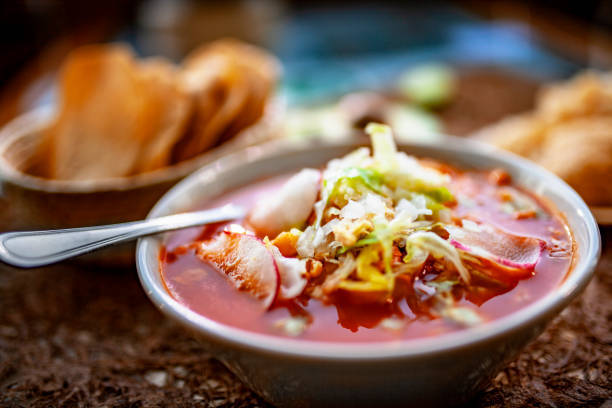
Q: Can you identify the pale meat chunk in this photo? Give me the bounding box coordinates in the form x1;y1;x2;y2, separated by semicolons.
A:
196;232;279;308
248;168;320;238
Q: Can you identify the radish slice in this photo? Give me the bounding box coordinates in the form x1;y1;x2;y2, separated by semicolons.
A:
447;223;545;277
248;168;321;238
195;232;279;309
268;245;308;300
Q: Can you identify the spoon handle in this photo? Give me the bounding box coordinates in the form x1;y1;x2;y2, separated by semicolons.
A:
0;204;244;268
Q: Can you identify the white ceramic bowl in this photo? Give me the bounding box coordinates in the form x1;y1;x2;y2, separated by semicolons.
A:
136;137;600;407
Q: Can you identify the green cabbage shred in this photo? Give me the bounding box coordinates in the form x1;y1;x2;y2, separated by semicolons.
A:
304;123;473;317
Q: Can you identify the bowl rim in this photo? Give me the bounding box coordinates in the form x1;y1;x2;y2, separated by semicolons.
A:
136;136;601;361
0;99;283;193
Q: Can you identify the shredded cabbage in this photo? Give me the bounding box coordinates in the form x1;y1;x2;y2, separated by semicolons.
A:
277;123;480;321
405;231;470;283
367;122;398;172
304;123;469;298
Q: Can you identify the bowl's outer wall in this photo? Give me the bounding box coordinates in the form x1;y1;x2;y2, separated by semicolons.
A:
163;304;555;408
214;317;549;408
138;140;598;407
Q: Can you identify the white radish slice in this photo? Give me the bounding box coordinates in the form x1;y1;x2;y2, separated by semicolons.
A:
195;232;279;309
248;168;320;238
447;223;545;276
268;245;307;300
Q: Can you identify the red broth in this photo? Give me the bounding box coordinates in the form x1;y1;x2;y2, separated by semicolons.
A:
160;172;573;342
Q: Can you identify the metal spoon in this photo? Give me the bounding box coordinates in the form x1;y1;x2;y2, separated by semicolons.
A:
0;204;245;268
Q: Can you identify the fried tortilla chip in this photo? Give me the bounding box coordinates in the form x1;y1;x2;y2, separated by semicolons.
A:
45;45;192;180
475;71;612;206
538;117;612;206
538;72;612;122
44;45;147;180
133;58;192;173
201;39;280;141
177;63;250;161
174;53;230;158
40;39;279;180
172;39;280;161
476;114;546;158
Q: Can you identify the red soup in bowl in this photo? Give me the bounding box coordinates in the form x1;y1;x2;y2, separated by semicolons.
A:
159;124;573;343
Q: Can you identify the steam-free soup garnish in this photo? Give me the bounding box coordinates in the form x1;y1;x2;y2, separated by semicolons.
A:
161;124;573;342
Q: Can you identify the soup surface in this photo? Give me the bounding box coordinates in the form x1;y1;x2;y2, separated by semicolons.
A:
160;125;573;342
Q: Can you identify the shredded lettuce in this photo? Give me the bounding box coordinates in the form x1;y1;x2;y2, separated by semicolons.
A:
367;122;397;172
405;231;470;283
439;307;483;326
349;167;384;192
425;187;454;205
352;233;380;249
298;123;470;301
425;280;458;293
419;279;483;327
328;167;385;205
367;123;454;206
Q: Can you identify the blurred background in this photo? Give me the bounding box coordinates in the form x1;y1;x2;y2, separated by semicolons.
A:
1;0;611;126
